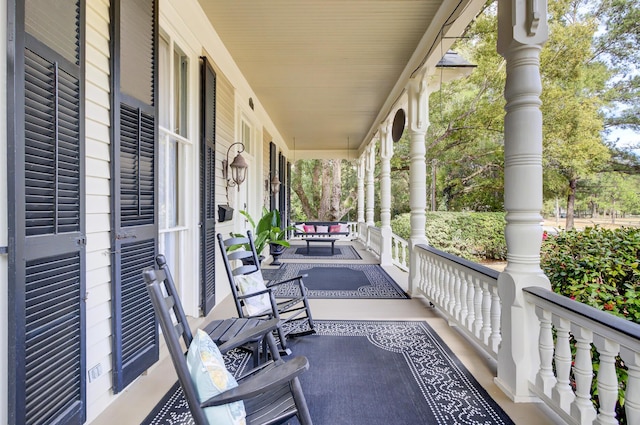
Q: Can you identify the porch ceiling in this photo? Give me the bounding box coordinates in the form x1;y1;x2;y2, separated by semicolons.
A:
199;0;483;155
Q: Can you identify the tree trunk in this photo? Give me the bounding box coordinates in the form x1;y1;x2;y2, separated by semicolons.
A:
565;178;577;230
328;160;342;220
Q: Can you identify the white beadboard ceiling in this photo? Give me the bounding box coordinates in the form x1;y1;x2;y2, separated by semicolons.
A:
198;0;483;154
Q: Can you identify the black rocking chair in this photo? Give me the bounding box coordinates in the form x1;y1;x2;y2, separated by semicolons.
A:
217;230;316;353
143;258;313;425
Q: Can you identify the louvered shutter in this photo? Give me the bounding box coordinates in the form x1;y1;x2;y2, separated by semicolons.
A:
110;0;159;393
279;153;287;222
200;57;217;315
269;142;277;211
8;1;86;424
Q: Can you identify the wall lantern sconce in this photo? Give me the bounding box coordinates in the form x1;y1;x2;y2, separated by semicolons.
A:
270;175;281;195
266;175;281;195
222;142;248;191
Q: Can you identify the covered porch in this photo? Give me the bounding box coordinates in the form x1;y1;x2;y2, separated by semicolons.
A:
91;238;559;424
3;0;639;424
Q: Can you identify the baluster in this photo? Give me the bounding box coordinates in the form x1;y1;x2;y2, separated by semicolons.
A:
620;346;639;425
402;241;408;268
472;277;483;338
458;271;468;326
534;307;556;396
552;317;575;412
593;336;620;425
453;268;462;322
427;254;435;298
435;259;444;306
480;282;492;345
489;287;501;354
445;264;455;316
465;277;476;332
442;262;450;309
416;250;425;293
570;326;596;424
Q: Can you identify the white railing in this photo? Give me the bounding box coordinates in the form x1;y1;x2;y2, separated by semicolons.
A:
367;226;382;257
347;221;358;239
414;244;502;359
391;233;409;271
413;243;639;424
524;286;640;425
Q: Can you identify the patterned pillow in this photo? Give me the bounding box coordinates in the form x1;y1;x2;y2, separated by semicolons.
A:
294;223;305;233
234;271;271;315
303;224;315;233
316;225;329;233
329;225;341;233
339;223;349;233
187;329;247;424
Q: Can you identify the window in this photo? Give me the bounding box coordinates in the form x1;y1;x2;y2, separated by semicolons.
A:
158;35;192;272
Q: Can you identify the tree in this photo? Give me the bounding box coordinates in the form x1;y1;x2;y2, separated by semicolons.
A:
291;159;357;221
421;0;639;228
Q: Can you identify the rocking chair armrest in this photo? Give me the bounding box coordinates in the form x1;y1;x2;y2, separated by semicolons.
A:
236;288;273;299
201;356;310;407
266;274;309;288
216;318;279;354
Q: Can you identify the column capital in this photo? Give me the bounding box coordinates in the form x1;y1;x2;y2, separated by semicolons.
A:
497;0;549;55
407;68;433;133
379;120;394;160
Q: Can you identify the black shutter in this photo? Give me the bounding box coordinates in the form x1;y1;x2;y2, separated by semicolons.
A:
110;0;159;393
269;142;277;211
8;1;86;424
200;56;216;315
279;153;287;220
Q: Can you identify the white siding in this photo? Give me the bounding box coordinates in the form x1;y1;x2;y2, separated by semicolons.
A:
85;0;114;422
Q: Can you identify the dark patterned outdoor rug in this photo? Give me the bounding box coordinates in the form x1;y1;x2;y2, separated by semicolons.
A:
142;320;514;425
279;244;362;260
266;263;408;299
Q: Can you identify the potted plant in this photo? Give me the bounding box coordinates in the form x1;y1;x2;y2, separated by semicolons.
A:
230;208;294;265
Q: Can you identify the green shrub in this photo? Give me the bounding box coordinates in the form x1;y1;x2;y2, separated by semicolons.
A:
390;212;507;261
541;227;640;425
541;226;640;324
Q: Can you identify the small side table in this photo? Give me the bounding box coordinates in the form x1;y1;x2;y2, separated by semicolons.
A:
303;237;337;255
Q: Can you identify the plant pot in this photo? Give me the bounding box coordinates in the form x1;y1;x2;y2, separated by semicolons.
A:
269;243;287;266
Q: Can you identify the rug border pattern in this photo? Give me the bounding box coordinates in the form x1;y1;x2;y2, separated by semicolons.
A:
269;263;408;299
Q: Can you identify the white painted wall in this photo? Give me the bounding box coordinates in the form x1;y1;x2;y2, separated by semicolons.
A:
84;0;114;421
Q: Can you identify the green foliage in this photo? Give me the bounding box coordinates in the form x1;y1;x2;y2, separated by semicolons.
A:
541;226;640;322
541;226;640;423
230;208;293;254
390;212;507;261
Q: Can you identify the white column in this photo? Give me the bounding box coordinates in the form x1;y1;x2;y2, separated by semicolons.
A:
357;156;365;224
365;144;376;226
379;123;393;266
494;0;551;402
406;70;430;295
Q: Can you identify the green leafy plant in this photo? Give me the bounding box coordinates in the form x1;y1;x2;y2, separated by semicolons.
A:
229;208;294;254
541;226;640;424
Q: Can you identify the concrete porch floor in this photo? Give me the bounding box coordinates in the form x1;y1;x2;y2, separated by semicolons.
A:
90;240;562;424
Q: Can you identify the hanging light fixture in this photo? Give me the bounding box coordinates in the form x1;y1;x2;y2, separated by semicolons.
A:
222;142;248;190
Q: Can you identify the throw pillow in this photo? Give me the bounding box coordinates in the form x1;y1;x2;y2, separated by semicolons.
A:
339;223;349;233
303;224;315;233
316;225;329;233
234;271;272;315
329;225;341;233
187;329;247;425
294;223;305;233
